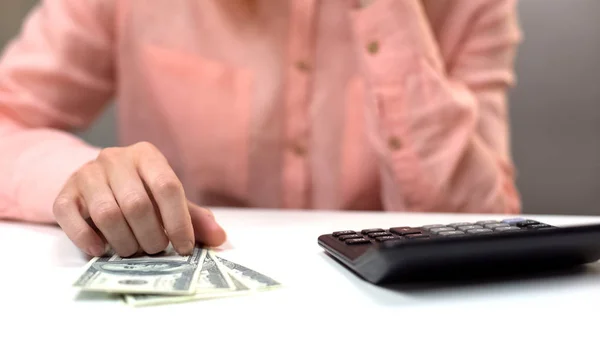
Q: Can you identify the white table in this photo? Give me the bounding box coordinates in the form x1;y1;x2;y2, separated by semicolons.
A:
2;208;600;336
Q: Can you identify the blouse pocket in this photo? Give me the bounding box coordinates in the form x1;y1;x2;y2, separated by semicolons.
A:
139;44;253;204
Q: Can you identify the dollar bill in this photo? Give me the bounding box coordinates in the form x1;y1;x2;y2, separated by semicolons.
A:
73;245;204;295
195;251;236;293
214;255;282;290
124;251;249;307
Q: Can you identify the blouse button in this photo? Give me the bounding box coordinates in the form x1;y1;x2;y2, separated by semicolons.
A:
295;60;311;73
290;142;307;156
367;41;380;55
388;136;402;151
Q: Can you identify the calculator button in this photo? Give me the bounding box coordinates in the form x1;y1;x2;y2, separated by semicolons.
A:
493;226;521;232
456;225;483;231
368;232;391;238
437;230;465;236
332;230;356;237
524;224;554;230
429;227;455;233
475;220;501;225
447;222;472;228
422;224;447;229
466;228;493;234
361;228;385;234
345;238;372;245
338;234;363;241
483;223;508;229
375;236;402;242
390;227;423;235
405;234;430;239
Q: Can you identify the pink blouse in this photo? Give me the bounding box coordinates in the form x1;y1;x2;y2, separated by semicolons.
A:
0;0;523;224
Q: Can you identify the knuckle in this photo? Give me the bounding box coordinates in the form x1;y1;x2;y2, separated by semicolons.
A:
74;161;101;183
76;161;97;176
133;141;158;154
91;201;122;225
120;192;152;218
96;147;121;163
152;174;182;197
52;195;73;218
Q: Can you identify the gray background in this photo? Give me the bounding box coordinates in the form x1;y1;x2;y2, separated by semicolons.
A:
1;0;599;215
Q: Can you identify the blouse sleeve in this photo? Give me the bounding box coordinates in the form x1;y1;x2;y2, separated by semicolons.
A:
0;0;114;222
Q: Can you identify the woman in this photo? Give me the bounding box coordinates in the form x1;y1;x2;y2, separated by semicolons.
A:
0;0;523;257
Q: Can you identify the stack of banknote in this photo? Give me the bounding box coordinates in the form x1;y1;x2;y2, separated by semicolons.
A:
72;246;281;307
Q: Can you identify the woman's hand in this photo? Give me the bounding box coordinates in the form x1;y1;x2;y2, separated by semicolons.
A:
52;141;226;257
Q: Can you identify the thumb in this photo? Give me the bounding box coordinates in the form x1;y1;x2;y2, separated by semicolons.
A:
187;201;227;247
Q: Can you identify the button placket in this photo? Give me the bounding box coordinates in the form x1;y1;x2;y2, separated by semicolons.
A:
359;15;404;155
281;0;318;209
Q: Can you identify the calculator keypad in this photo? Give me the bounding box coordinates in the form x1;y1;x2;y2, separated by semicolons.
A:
466;228;493;234
361;228;385;234
331;218;556;246
438;230;466;236
494;226;522;232
337;234;363;241
456;225;483;231
345;238;371;245
405;233;431;239
375;236;399;242
332;230;356;237
368;232;392;238
390;227;424;235
429;227;455;233
483;223;508;229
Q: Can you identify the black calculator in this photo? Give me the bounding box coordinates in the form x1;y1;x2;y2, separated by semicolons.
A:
318;218;600;284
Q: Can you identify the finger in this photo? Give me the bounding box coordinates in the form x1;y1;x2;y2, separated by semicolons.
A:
188;202;227;247
53;183;107;257
135;143;195;255
76;162;139;257
100;152;169;255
